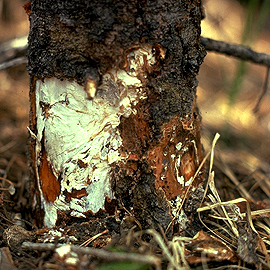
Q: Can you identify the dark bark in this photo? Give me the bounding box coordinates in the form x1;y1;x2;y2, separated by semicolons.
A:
27;0;206;235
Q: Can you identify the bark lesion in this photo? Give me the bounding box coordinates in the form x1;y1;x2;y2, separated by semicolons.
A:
38;138;61;203
28;0;206;231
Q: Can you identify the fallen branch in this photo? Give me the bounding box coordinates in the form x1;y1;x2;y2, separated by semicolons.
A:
1;36;270;70
201;37;270;67
0;56;27;71
21;242;162;269
253;67;269;113
0;36;27;59
0;36;28;70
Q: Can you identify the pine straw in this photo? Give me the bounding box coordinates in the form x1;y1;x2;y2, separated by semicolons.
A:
0;132;269;269
144;133;270;269
0;67;269;268
196;134;270;269
1;1;270;268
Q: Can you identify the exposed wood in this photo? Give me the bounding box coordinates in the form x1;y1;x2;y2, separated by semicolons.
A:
27;0;206;233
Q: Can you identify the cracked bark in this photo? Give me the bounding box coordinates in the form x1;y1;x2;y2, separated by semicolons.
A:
27;0;206;235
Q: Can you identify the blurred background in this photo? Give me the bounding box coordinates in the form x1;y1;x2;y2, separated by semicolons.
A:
0;0;270;202
199;0;270;160
0;0;29;192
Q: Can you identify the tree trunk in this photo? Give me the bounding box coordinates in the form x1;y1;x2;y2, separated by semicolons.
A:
27;0;206;234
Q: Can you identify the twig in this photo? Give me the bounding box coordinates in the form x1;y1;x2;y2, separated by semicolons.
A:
122;205;142;230
201;37;270;67
3;155;17;178
253;67;269;113
145;229;184;270
0;212;14;225
0;36;27;62
80;229;108;247
0;177;14;187
0;36;270;71
0;56;27;71
0;141;17;153
216;157;253;200
21;242;162;269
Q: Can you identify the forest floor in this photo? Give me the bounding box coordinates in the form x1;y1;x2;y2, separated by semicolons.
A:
1;0;270;269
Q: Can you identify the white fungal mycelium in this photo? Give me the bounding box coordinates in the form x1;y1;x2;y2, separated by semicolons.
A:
168;195;188;229
35;45;159;227
55;244;79;266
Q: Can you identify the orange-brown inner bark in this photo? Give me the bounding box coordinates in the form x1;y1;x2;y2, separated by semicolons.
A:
39;145;61;202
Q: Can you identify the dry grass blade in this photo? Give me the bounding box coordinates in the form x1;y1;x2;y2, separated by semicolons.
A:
250;170;270;199
80;229;109;247
144;229;189;270
170;237;192;270
253;67;270;113
0;141;17;154
208;172;239;237
201;133;220;203
204;134;240;238
197;134;270;268
198;134;229;241
198;198;247;214
256;221;270;236
208;266;255;270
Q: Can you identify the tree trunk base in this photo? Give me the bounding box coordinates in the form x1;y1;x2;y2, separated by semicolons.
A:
27;0;206;234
